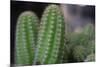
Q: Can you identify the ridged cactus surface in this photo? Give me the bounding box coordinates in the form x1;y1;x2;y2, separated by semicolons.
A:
36;5;65;64
15;11;39;65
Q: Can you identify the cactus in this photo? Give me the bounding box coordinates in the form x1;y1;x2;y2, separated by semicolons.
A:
15;11;39;65
88;40;95;54
72;45;87;62
35;4;65;64
82;23;95;42
14;4;95;65
65;23;95;62
84;53;95;62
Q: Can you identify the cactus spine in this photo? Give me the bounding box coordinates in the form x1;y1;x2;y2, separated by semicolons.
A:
15;11;39;65
36;5;65;64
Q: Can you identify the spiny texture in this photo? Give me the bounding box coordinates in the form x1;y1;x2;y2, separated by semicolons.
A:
84;40;95;62
36;5;65;64
72;45;86;62
15;11;39;65
84;53;95;62
66;23;95;62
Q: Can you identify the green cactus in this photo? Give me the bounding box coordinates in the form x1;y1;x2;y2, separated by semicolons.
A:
88;40;95;54
82;24;95;43
14;4;95;65
84;53;95;62
15;11;39;65
65;23;95;62
72;45;87;62
35;4;65;64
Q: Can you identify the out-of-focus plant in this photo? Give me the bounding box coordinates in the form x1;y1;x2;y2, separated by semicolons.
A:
64;23;95;62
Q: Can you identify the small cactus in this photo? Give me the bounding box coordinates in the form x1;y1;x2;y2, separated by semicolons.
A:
35;4;65;64
72;45;86;62
15;11;39;65
84;53;95;62
65;23;95;62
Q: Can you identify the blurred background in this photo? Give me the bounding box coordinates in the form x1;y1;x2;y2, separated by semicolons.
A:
60;4;95;33
11;1;95;64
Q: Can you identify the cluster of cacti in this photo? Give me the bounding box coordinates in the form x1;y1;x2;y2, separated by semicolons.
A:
65;23;95;62
15;4;95;66
15;11;39;65
15;4;66;65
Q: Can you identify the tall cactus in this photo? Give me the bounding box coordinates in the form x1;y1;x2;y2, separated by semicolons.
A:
15;11;39;65
35;4;65;64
